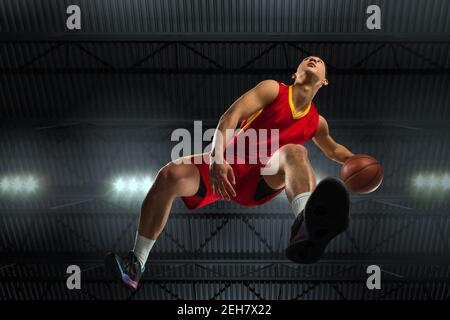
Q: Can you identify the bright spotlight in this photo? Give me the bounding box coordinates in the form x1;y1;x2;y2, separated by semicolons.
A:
128;177;138;192
12;177;22;192
414;175;425;188
427;175;439;189
0;177;10;192
113;178;125;192
141;177;152;192
0;175;40;195
111;175;154;197
23;176;38;192
413;173;450;193
441;175;450;190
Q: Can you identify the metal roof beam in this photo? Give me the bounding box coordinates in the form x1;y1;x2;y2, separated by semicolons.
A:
2;207;446;218
2;254;450;265
1;119;449;131
1;68;450;75
1;277;448;283
2;32;450;43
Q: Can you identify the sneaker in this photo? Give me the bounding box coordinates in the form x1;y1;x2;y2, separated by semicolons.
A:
105;251;144;290
286;177;350;264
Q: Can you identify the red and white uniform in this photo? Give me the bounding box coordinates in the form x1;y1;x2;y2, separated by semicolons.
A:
182;81;320;209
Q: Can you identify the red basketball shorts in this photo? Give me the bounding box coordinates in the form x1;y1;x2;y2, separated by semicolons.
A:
181;154;283;209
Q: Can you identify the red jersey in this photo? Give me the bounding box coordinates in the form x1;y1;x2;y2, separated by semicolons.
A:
225;81;320;168
182;81;320;209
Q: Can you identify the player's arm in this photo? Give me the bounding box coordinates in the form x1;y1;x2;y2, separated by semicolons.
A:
211;79;279;160
209;79;279;199
312;116;355;165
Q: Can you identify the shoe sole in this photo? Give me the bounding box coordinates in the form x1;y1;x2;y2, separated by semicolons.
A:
285;178;350;264
104;252;137;291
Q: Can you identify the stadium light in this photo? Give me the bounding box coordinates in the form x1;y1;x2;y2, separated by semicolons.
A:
0;177;9;191
112;175;154;196
441;174;450;190
413;173;450;192
113;178;126;192
0;175;39;194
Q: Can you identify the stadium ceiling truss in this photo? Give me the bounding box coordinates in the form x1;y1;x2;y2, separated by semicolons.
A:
1;33;450;75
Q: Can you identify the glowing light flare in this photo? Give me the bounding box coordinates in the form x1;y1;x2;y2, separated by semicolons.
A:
113;178;125;192
413;173;450;192
112;175;154;196
0;177;10;191
0;175;39;194
441;175;450;190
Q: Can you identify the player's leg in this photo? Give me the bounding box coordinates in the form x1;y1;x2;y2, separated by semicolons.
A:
138;162;200;240
260;144;317;228
262;143;317;202
262;144;350;264
105;161;201;290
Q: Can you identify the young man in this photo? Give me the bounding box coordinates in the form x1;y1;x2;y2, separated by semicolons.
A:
106;56;355;290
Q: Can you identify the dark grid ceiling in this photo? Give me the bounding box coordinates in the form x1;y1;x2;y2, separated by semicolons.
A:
1;0;450;300
0;0;449;33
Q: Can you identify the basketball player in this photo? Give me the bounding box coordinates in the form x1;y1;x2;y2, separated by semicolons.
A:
106;56;355;290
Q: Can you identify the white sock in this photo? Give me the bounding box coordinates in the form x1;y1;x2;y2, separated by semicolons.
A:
291;192;312;218
133;234;156;267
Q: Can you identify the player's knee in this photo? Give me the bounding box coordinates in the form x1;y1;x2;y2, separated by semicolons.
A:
281;144;308;165
156;163;184;187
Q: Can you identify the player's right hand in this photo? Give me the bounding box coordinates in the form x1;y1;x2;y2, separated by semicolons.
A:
209;161;236;200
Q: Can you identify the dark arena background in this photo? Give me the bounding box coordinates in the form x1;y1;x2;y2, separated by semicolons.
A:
1;0;450;302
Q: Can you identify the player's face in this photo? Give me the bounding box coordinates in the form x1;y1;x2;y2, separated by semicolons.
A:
297;56;327;81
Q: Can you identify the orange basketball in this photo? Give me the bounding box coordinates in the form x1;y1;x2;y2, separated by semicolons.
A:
340;154;383;194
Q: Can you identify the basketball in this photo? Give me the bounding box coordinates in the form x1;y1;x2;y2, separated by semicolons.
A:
340;154;383;193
